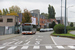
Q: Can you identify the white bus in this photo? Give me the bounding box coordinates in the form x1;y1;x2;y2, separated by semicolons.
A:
22;23;36;35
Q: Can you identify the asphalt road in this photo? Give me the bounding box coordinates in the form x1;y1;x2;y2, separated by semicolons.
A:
0;31;74;50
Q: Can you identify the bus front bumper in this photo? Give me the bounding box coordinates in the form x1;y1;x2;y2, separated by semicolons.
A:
22;32;32;34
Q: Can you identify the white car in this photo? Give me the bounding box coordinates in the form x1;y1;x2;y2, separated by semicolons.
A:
40;28;46;32
45;28;50;31
49;28;53;31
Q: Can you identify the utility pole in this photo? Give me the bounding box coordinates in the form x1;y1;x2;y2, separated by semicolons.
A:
61;0;62;24
64;0;67;33
38;11;40;28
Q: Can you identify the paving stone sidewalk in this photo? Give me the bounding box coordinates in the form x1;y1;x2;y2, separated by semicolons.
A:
0;34;21;41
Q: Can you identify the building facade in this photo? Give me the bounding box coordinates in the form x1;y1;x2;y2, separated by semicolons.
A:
56;17;68;26
0;15;21;35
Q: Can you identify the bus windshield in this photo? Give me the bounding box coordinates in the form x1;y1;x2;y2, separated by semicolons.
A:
22;26;32;31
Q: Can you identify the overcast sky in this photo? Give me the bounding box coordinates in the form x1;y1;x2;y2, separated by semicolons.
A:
0;0;75;22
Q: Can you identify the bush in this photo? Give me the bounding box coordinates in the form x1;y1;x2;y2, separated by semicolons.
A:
54;24;65;34
37;28;40;31
67;26;75;30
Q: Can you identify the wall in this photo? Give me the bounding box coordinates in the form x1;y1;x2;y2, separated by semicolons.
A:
0;26;5;35
0;16;16;26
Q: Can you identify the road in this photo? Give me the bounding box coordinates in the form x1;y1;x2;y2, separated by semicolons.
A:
0;31;74;50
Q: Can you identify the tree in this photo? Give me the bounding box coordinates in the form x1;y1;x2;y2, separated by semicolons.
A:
6;12;18;16
9;5;21;13
3;9;6;15
51;21;56;28
0;10;2;15
49;21;56;28
48;4;56;19
6;9;8;14
70;22;73;27
22;9;32;23
51;6;55;19
41;13;48;19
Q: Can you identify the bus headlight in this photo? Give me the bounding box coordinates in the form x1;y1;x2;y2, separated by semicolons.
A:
30;32;32;33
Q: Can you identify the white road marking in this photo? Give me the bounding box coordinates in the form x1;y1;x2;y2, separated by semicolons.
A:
26;41;30;44
0;46;5;49
14;41;23;45
45;46;52;49
7;41;15;45
18;41;23;44
14;41;20;45
27;36;34;40
56;46;65;49
35;38;42;41
33;46;40;49
7;46;17;50
13;39;19;41
51;36;57;45
21;46;29;49
35;41;40;45
3;41;15;45
68;46;75;49
3;42;8;45
38;36;43;37
22;36;26;38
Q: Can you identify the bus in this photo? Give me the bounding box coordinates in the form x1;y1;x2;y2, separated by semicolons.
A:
22;23;36;35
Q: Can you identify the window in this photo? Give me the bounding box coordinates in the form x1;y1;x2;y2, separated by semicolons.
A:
7;19;13;22
0;18;3;22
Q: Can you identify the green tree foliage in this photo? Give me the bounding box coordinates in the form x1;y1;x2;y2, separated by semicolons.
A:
6;9;8;14
41;13;48;19
51;21;56;28
2;9;9;15
22;9;32;23
6;12;18;16
48;4;56;19
9;5;21;13
49;21;56;28
0;10;2;15
70;22;74;27
3;9;6;15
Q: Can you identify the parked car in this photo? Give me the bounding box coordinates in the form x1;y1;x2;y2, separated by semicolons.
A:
40;28;46;32
45;28;50;31
50;28;53;31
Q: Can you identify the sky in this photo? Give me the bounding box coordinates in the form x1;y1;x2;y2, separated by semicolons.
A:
0;0;75;22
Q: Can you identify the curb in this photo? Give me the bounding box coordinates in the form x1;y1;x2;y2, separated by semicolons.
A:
51;34;75;39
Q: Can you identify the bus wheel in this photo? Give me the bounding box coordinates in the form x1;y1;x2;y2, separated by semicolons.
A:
34;33;35;34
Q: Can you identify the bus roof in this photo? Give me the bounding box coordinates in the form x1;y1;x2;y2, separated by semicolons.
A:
22;23;36;25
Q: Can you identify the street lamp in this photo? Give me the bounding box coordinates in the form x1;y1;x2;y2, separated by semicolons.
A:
64;0;67;33
67;5;75;22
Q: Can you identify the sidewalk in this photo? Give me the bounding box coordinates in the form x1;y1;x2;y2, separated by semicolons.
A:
0;34;21;41
70;31;75;35
51;36;75;45
51;31;75;45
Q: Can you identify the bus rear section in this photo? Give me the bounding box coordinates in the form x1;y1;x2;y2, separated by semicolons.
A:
22;23;36;35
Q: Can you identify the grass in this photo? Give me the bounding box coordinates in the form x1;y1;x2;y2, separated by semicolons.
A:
52;31;75;37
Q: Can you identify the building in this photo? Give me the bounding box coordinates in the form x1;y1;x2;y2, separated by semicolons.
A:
46;19;58;27
30;9;47;28
0;15;21;35
18;9;58;28
56;17;68;26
